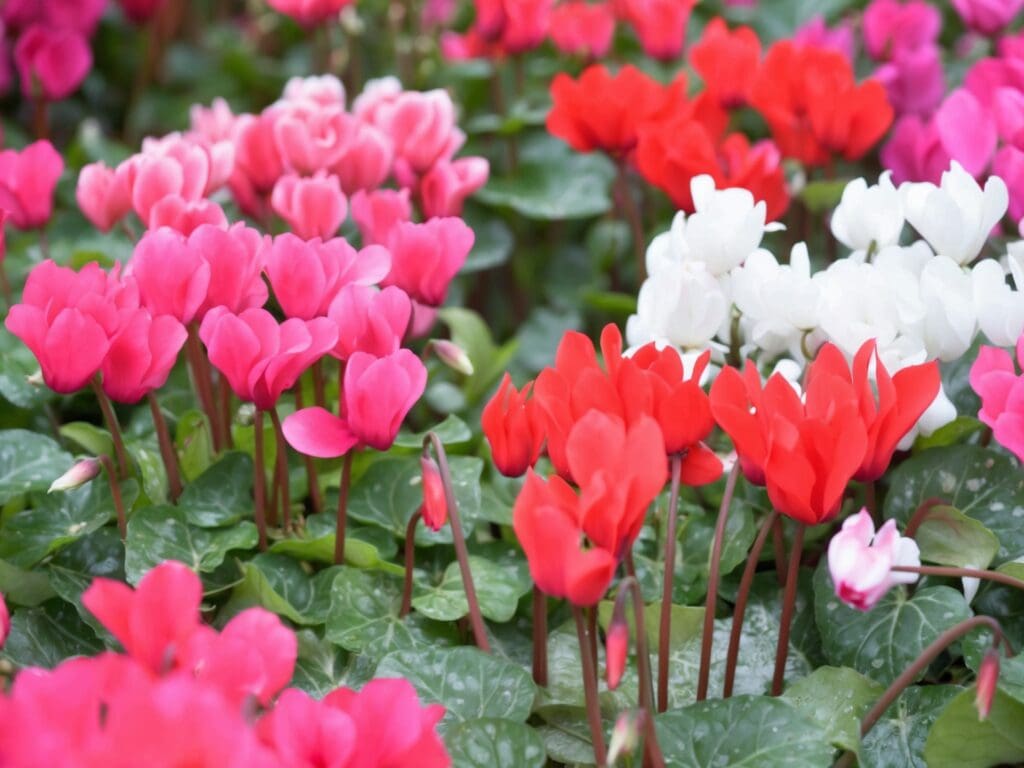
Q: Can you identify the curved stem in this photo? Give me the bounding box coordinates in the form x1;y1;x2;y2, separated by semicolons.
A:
616;163;647;283
697;463;740;701
185;324;222;452
269;407;291;533
770;523;805;696
723;510;779;698
147;392;182;502
294;387;323;516
253;410;268;551
91;378;130;480
903;496;947;538
657;456;683;711
399;509;422;618
573;605;608;767
532;587;548;687
334;451;353;564
834;616;1010;768
893;565;1024;593
425;432;491;652
98;454;127;540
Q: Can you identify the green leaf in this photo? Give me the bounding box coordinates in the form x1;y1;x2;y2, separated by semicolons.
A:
535;708;603;765
655;696;834;767
813;565;972;685
861;685;962;768
914;505;999;570
269;515;397;570
127;436;168;505
176;409;214;481
2;599;104;668
679;501;757;600
325;568;455;657
783;666;884;755
0;558;57;606
394;415;473;450
290;629;349;697
179;451;253;527
59;421;114;458
799;179;849;214
46;527;124;631
412;552;532;623
374;646;537;725
438;307;518;403
223;554;338;625
913;416;985;450
445;719;546;768
124;505;258;583
0;430;73;503
884;445;1024;564
346;453;483;546
596;601;705;649
924;687;1024;768
461;215;513;274
0;345;53;410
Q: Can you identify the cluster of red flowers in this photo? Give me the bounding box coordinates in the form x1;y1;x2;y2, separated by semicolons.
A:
546;18;895;220
0;562;449;768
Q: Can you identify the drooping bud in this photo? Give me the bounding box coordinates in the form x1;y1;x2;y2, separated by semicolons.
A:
976;649;1000;721
607;710;643;766
420;455;448;531
605;619;629;690
429;339;474;376
48;457;102;493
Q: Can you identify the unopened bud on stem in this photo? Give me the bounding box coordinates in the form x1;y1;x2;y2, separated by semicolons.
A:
48;457;102;493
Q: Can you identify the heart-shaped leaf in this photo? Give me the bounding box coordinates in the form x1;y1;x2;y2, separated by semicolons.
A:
0;430;73;503
445;719;546;768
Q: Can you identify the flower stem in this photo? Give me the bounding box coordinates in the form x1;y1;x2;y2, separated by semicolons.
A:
616;162;647;284
723;509;778;698
218;375;233;449
903;496;947;538
253;409;268;551
400;508;422;618
313;359;327;410
90;378;130;480
147;392;182;502
532;586;548;687
770;523;805;696
892;565;1024;593
0;262;12;307
573;604;608;767
697;463;740;701
834;616;1010;768
771;515;786;586
186;324;222;452
657;454;683;712
294;388;323;515
425;432;491;652
98;454;127;540
334;451;354;564
269;407;291;533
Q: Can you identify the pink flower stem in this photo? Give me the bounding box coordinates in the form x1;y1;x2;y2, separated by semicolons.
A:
98;454;127;540
616;576;666;768
399;508;423;618
573;604;608;767
770;522;805;696
185;324;222;452
834;616;1010;768
32;98;49;141
253;409;268;551
293;387;323;516
147;392;182;502
333;451;353;564
616;162;647;283
657;454;683;711
532;587;548;687
269;407;291;533
722;509;779;698
90;377;130;480
424;432;490;652
313;359;327;410
892;565;1024;593
697;462;741;702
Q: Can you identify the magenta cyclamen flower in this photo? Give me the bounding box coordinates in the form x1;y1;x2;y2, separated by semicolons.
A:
970;338;1024;462
0;140;64;230
14;24;92;101
952;0;1024;37
827;509;921;611
101;309;187;404
382;217;475;307
328;284;412;361
271;172;347;240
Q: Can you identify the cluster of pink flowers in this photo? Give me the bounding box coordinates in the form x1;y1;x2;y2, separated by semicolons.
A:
0;562;449;768
971;335;1024;462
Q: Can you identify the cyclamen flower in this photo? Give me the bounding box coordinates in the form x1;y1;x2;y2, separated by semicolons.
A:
617;0;696;61
0;140;64;230
482;373;545;477
14;25;92;101
863;0;941;61
970;337;1024;462
830;172;905;252
549;1;616;59
265;0;355;26
382;217;474;307
688;18;761;110
828;509;921;610
101;309;187;404
271;173;348;240
952;0;1024;36
77;161;137;233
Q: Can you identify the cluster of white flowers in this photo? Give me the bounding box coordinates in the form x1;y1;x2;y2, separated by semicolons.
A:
628;161;1023;440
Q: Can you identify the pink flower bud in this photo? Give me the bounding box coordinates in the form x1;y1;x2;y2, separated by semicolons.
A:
430;339;474;376
605;620;628;690
607;710;642;765
976;649;1000;721
420;456;448;531
48;457;102;493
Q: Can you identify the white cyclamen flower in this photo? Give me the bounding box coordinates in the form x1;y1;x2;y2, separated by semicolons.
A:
831;171;905;252
626;259;729;351
282;74;346;108
972;257;1024;346
901;161;1008;265
918;256;978;361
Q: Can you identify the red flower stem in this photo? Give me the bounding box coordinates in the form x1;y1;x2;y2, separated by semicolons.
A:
98;454;127;540
573;604;608;767
771;515;787;586
770;523;805;696
399;508;422;618
425;432;491;652
532;586;548;687
185;324;222;452
218;375;233;449
90;378;130;480
588;606;599;676
616;576;666;768
892;565;1024;593
269;407;291;533
32;98;49;141
834;616;1010;768
697;463;741;702
312;359;327;410
253;409;268;551
333;451;354;565
147;392;182;502
657;454;683;712
616;162;647;283
293;388;323;516
903;496;947;538
723;509;779;698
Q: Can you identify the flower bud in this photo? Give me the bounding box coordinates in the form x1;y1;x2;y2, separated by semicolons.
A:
605;619;629;690
48;458;102;493
420;455;448;531
0;592;8;649
430;339;474;376
607;710;642;766
976;649;1000;721
26;370;44;387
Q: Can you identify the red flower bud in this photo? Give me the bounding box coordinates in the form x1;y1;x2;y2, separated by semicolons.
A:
976;649;1000;721
605;620;629;690
420;456;448;532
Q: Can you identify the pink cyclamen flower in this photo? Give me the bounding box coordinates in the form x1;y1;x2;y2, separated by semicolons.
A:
190;98;237;145
934;88;998;177
419;157;490;219
970;339;1024;462
273;102;351;175
863;0;942;61
549;1;616;59
76;161;135;233
994;145;1024;222
3;0;106;35
148;195;228;235
328;284;412;360
329;121;393;194
199;307;337;410
827;509;921;611
881;115;951;184
283;74;347;109
0;140;63;230
382;217;475;307
283;349;427;456
130;227;212;324
271;173;347;240
874;45;945;117
14;24;92;101
190;223;269;317
117;0;170;23
952;0;1024;37
263;233;391;319
793;15;856;62
256;688;358;767
265;0;355;26
374;90;465;177
101;309;187;404
232;112;287;196
350;188;411;245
